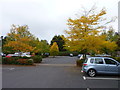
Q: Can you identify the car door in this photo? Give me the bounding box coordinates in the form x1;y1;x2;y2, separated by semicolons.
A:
94;58;106;73
104;58;118;74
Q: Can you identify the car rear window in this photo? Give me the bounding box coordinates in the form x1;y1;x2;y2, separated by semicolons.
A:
90;59;94;63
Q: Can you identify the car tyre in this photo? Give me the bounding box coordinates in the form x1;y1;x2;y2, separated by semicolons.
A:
87;69;96;77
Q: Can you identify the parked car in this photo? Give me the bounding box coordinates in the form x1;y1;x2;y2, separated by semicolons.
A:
86;55;91;58
21;54;31;57
6;54;15;58
81;57;120;77
78;54;90;60
95;54;111;57
70;53;73;57
0;52;6;57
44;53;49;57
78;54;83;59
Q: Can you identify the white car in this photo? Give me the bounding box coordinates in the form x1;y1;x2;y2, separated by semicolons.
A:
78;54;90;60
70;53;73;57
21;53;31;57
78;54;84;59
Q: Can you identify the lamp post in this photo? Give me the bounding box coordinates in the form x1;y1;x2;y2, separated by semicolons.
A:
118;1;120;34
0;36;3;54
0;36;3;64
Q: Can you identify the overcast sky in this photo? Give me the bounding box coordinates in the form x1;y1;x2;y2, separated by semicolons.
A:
0;0;119;43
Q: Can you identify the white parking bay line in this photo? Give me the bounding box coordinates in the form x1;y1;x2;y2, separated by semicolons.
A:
84;76;120;80
87;88;90;90
38;64;76;67
9;68;15;70
1;68;15;70
83;76;86;80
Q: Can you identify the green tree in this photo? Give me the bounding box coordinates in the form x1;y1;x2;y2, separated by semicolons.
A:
50;42;59;57
116;35;120;50
102;26;119;42
40;40;50;53
101;27;119;55
24;38;50;55
50;35;66;51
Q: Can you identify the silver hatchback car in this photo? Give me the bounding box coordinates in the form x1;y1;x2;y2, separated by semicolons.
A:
81;57;120;77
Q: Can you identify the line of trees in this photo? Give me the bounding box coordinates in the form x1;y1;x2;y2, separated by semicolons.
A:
2;6;120;57
2;25;66;57
2;25;50;55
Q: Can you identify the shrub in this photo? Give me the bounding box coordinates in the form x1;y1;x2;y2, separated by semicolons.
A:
26;59;34;65
17;59;27;65
21;56;31;59
2;57;19;64
17;59;33;65
32;56;42;63
76;59;84;67
2;57;34;65
42;55;48;58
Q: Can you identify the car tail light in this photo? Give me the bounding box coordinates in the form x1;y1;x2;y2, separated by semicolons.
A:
83;64;88;66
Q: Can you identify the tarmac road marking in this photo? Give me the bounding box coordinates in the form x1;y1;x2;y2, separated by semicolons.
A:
83;76;120;80
83;76;86;80
37;64;76;67
9;68;15;70
0;68;15;70
87;88;90;90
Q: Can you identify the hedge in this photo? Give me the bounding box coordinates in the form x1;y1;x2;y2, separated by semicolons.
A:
76;59;85;67
2;57;19;64
17;59;33;65
2;57;34;65
32;56;42;63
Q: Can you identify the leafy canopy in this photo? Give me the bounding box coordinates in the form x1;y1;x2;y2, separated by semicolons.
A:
50;35;66;51
3;25;50;54
64;7;117;54
50;42;59;56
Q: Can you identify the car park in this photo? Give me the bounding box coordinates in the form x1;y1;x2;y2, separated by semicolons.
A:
81;57;120;77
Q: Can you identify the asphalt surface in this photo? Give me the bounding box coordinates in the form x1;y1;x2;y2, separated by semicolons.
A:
2;56;120;89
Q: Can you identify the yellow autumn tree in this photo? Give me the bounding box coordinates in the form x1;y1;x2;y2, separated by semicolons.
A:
4;25;36;52
50;42;59;57
64;6;117;56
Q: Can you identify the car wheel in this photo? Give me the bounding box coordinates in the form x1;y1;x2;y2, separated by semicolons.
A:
87;69;96;77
